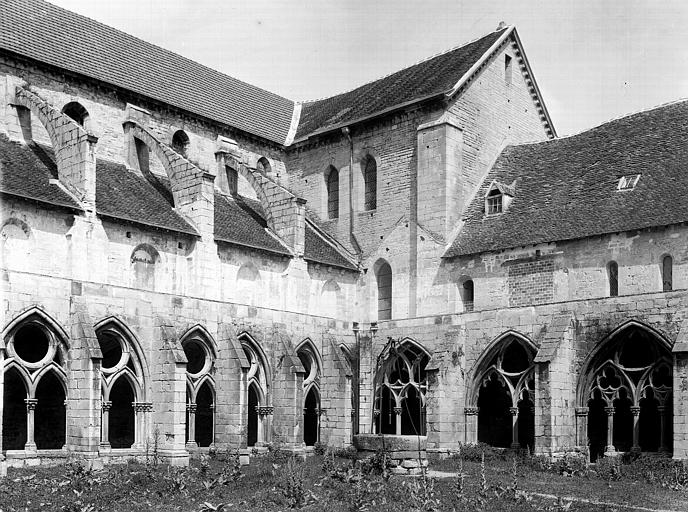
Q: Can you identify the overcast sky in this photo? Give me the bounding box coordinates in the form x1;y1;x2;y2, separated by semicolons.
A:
50;0;688;136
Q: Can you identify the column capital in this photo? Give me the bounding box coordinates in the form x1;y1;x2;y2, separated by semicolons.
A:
604;406;615;416
24;398;38;411
257;406;274;416
464;407;479;416
133;401;153;413
373;409;381;418
575;407;589;417
630;406;641;416
102;400;113;411
657;405;666;413
187;403;198;413
393;407;403;415
509;407;519;416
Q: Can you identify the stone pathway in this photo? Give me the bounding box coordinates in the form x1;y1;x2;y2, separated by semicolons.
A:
413;470;684;512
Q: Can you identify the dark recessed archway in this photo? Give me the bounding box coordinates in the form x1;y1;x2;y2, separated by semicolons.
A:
34;371;66;449
195;381;214;447
109;377;135;449
2;367;27;450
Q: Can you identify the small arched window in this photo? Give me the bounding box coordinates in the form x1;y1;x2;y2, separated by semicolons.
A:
62;101;90;129
608;261;619;297
131;244;159;290
171;130;190;157
256;157;271;175
662;255;673;292
363;155;377;211
461;279;475;312
376;260;392;320
326;166;339;219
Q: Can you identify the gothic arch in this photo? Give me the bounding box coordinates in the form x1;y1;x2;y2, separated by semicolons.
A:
576;319;672;458
576;320;672;406
93;316;150;400
239;331;272;447
2;306;70;351
180;324;219;360
373;337;430;436
469;331;536;449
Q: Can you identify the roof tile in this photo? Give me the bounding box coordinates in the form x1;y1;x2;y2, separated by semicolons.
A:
446;100;688;257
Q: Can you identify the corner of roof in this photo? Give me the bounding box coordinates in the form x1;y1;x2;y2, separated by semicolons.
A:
284;102;303;146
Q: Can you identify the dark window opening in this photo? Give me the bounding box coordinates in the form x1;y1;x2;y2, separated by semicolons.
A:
462;279;474;312
662;255;673;292
256;157;271;175
226;165;238;196
13;323;50;364
247;384;259;447
327;166;339;219
505;54;513;85
184;340;206;375
608;261;619;297
363;156;377;211
99;332;123;370
62;101;89;128
2;368;27;450
376;261;392;321
587;391;607;462
171;130;190;157
195;382;214;448
109;377;135;449
35;372;66;449
303;388;319;446
478;373;513;448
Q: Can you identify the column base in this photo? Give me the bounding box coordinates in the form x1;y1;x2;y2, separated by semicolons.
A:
159;448;190;467
24;442;37;453
510;442;521;450
630;446;641;453
185;441;199;451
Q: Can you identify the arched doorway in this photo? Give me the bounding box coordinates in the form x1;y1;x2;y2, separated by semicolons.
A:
580;323;672;461
471;333;535;450
373;339;429;436
240;334;270;448
2;312;68;452
109;376;135;449
297;340;322;446
181;328;216;450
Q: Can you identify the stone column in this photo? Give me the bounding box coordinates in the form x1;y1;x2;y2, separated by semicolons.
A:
574;407;588;448
24;398;38;452
394;407;403;436
510;407;520;449
604;406;615;453
464;407;479;444
373;409;381;434
210;404;216;448
630;406;641;452
186;403;198;449
133;402;153;449
100;401;112;450
658;405;668;452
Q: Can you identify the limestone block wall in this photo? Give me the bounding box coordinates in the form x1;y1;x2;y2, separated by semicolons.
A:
364;288;688;455
445;225;688;313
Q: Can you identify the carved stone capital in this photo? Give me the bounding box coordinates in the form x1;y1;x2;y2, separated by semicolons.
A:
393;407;403;415
133;402;153;413
24;398;38;411
575;407;589;417
187;403;198;413
102;400;113;411
604;407;615;416
630;406;641;416
509;407;519;416
464;407;479;416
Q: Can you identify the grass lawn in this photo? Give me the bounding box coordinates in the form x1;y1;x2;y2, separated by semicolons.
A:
0;450;686;511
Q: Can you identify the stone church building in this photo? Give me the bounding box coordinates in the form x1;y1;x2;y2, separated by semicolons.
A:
1;0;687;473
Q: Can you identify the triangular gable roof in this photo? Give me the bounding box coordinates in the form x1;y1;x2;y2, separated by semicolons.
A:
294;26;555;142
1;0;296;145
445;99;688;258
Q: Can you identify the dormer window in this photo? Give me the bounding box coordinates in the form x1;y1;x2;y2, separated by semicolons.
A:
617;174;640;191
485;180;515;215
486;189;503;214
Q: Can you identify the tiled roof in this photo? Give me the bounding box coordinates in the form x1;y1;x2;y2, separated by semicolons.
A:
0;134;81;211
445;100;688;257
294;28;508;140
214;193;291;256
96;160;198;236
1;0;295;144
304;222;358;270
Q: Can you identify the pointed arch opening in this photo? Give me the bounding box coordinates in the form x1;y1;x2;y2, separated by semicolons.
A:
239;333;270;447
662;255;673;292
2;309;68;452
297;340;322;446
362;155;377;211
471;332;536;450
578;322;672;461
373;339;429;436
181;327;216;449
95;318;147;450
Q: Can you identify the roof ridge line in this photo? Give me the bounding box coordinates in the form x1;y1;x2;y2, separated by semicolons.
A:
37;0;292;104
298;26;508;105
510;97;688;147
